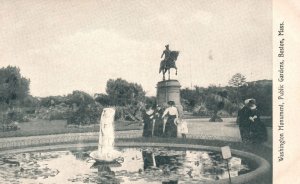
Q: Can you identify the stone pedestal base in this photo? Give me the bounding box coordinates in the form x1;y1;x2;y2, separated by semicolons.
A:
156;80;183;116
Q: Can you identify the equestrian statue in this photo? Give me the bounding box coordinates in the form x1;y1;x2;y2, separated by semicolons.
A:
159;44;179;80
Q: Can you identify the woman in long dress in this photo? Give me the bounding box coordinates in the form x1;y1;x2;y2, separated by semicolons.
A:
162;101;178;138
248;103;267;143
237;100;253;142
142;105;154;137
153;106;164;137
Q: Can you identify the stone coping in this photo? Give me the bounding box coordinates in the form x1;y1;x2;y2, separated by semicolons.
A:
0;142;270;184
0;131;241;151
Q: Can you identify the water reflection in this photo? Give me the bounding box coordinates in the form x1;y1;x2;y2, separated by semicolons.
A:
89;162;121;184
0;147;252;184
0;152;61;184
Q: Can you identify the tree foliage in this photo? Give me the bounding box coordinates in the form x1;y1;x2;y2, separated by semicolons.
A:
66;91;94;107
66;91;102;125
105;78;146;106
94;93;111;106
181;80;272;117
0;66;30;108
40;96;66;107
239;80;272;115
228;73;247;87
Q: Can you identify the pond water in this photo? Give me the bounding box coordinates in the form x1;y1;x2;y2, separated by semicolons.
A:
0;147;253;184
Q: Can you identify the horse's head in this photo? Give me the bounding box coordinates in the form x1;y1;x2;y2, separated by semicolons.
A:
170;51;179;61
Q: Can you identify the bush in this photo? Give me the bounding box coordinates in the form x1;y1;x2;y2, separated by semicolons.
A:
114;105;144;121
114;106;124;120
0;109;29;125
192;105;211;116
217;110;230;118
35;104;70;120
67;104;103;125
0;102;9;111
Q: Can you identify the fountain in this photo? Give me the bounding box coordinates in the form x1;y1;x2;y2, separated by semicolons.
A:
0;105;270;183
0;46;271;183
89;108;120;162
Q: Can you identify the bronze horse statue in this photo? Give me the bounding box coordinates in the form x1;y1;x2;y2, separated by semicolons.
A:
159;51;179;80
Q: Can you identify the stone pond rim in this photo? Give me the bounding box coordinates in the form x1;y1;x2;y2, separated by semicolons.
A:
0;141;271;184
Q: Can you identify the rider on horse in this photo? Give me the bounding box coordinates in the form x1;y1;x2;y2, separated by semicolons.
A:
159;44;179;80
161;44;171;62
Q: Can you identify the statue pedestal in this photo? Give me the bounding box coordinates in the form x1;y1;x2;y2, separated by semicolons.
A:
156;80;183;116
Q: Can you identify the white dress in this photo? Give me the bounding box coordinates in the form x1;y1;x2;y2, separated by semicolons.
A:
178;120;188;134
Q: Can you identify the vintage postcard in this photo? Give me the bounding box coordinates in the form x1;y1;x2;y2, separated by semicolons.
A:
0;0;299;183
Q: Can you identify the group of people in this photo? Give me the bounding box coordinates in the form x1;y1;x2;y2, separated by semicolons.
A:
143;98;267;143
142;101;188;138
237;98;267;143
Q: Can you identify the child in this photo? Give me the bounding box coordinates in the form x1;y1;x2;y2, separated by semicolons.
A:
176;118;188;139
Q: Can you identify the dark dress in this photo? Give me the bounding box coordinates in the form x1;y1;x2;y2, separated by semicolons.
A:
249;109;267;143
237;106;252;142
142;111;154;137
164;114;177;138
153;109;164;137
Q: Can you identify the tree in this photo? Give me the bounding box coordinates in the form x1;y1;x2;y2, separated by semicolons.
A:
66;91;94;107
66;91;102;125
180;88;197;111
228;73;247;87
239;80;272;116
40;95;67;107
96;78;146;121
228;73;247;103
205;91;228;122
105;78;146;106
0;66;30;108
94;93;111;106
22;95;39;108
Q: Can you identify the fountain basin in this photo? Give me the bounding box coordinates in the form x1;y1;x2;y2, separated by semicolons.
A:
89;150;114;162
89;150;121;163
0;142;270;184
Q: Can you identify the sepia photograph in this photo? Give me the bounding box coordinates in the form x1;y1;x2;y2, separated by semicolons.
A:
2;0;297;183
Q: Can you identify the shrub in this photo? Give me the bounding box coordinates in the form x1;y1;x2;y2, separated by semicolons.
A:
35;104;70;120
67;104;103;125
0;109;29;125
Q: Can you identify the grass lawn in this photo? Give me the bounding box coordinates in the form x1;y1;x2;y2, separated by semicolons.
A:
0;119;142;138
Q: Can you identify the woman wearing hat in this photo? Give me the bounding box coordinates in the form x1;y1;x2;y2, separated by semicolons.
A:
142;104;155;137
237;99;267;143
248;101;267;143
162;101;178;137
153;105;164;137
237;99;255;142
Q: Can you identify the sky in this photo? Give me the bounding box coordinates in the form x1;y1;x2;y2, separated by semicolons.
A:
0;0;272;97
